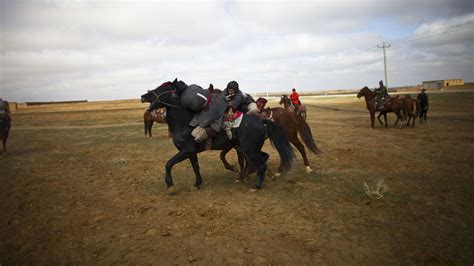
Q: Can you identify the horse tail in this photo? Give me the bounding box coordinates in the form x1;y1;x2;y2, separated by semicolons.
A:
296;115;321;154
263;120;295;172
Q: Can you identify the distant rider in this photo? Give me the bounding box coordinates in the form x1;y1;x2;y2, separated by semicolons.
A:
375;80;389;109
289;88;300;112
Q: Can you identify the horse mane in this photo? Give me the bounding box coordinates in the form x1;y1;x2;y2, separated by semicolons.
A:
160;81;172;87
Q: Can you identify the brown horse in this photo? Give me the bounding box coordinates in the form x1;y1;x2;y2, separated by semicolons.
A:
144;108;170;137
0;114;11;156
357;86;404;128
221;107;321;176
401;95;421;127
279;95;307;120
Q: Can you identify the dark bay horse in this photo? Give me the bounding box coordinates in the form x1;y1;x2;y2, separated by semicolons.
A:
144;108;171;137
221;107;321;176
357;86;404;128
141;79;295;190
280;95;307;120
0;114;11;156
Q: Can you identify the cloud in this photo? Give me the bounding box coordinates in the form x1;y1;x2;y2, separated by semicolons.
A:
0;0;473;101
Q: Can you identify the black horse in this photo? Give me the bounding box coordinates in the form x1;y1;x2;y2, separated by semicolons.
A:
141;79;295;190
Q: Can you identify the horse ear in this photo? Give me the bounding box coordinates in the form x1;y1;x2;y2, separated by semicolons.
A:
172;78;178;84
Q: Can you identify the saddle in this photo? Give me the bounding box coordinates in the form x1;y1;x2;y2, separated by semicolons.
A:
376;96;391;110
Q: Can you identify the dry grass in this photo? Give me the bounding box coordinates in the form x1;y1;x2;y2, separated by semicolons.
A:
1;91;473;265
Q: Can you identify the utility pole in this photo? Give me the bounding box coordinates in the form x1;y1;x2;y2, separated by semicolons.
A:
377;42;391;88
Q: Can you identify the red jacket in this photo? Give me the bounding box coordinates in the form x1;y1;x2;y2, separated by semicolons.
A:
290;92;300;104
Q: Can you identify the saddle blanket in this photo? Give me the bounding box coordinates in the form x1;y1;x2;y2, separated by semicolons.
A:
230;112;243;128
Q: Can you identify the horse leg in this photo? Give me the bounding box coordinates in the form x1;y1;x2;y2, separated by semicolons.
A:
236;149;248;181
253;152;268;190
290;137;312;173
144;119;148;136
148;121;154;137
220;147;238;172
165;150;191;189
394;110;403;128
370;111;375;128
189;153;203;188
383;113;388;128
377;112;384;127
0;135;4;156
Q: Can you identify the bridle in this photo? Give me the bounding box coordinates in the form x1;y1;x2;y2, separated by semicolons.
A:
150;88;184;109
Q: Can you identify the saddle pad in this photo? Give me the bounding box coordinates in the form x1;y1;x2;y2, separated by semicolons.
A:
151;109;166;119
231;112;243;128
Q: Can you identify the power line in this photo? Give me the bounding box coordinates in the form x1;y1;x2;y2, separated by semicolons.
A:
357;18;474;54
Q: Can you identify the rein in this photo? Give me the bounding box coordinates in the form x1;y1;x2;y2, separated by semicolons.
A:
151;90;184;109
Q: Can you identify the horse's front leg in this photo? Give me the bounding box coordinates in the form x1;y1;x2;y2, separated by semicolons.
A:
370;111;375;128
165;150;191;189
189;153;203;188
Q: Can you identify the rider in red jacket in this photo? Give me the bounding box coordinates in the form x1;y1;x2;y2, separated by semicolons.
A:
289;88;300;112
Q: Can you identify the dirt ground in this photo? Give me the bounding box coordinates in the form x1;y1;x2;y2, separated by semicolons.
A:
1;91;473;265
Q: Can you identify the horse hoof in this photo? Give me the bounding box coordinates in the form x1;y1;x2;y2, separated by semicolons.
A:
234;179;242;183
305;166;313;173
166;186;176;195
249;188;259;193
275;172;282;177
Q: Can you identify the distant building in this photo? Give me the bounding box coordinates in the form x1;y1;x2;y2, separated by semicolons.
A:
422;79;464;90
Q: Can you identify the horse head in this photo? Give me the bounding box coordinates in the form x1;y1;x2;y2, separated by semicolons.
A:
141;78;181;110
279;95;289;106
357;86;371;98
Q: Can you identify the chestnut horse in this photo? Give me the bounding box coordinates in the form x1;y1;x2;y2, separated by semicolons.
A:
357;86;405;128
0;114;11;156
144;108;170;137
280;95;307;120
401;95;421;127
221;107;321;176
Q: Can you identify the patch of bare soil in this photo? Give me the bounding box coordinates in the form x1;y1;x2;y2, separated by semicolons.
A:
1;92;473;264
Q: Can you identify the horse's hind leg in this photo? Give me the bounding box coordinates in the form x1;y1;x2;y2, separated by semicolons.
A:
289;137;312;174
253;152;268;190
220;148;237;172
377;112;384;127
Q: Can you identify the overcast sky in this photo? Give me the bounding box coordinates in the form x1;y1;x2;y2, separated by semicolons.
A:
1;0;473;102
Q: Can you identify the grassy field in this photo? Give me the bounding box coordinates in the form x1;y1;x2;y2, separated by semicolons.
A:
1;91;473;264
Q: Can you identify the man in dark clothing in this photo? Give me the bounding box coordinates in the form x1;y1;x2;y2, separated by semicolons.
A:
0;98;10;115
222;81;259;114
417;88;429;122
171;80;228;143
375;80;389;110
